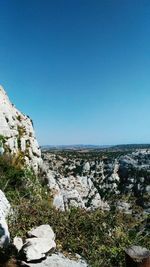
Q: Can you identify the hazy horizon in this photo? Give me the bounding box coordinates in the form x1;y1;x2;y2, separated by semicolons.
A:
41;142;150;147
1;1;150;145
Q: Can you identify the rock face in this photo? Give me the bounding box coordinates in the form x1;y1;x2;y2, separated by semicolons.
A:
43;150;150;211
0;86;42;173
28;253;89;267
43;153;118;211
46;170;109;211
0;190;10;248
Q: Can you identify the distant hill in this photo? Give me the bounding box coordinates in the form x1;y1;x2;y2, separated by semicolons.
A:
41;144;111;151
41;143;150;151
111;144;150;150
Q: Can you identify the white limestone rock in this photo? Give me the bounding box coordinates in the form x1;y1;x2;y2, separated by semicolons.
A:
22;237;56;262
28;225;55;240
13;237;23;252
43;149;150;212
0;190;10;218
46;170;108;211
0;85;42;173
27;253;89;267
53;191;65;211
0;217;10;248
83;162;90;172
0;190;11;247
21;225;56;262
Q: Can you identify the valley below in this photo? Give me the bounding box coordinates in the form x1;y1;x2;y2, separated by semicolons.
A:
42;146;150;213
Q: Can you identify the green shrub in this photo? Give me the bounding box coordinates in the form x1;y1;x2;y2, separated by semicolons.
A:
0;155;44;201
8;198;150;267
0;155;149;267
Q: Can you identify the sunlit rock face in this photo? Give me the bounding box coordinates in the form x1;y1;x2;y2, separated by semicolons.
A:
0;190;10;248
43;150;150;212
43;153;119;211
0;85;42;173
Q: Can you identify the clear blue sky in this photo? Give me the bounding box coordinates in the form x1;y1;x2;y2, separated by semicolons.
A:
0;0;150;145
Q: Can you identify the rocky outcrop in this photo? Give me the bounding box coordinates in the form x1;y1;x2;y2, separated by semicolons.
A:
46;170;109;211
13;225;88;267
0;86;42;173
43;153;118;211
20;225;56;262
28;253;89;267
42;150;150;211
0;190;10;248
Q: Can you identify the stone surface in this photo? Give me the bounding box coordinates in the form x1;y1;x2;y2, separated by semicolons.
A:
0;85;42;173
21;237;56;262
28;225;55;240
0;190;11;248
13;237;23;251
0;217;10;248
0;190;10;219
125;246;150;259
27;253;89;267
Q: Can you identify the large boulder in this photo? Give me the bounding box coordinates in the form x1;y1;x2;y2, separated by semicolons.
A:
27;225;55;240
0;85;42;173
20;225;56;262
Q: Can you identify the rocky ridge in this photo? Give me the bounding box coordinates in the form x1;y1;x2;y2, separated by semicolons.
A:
0;86;42;173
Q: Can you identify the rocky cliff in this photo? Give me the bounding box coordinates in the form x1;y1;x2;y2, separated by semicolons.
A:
42;150;150;212
0;86;42;173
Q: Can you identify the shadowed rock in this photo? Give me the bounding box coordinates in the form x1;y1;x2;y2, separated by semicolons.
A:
125;246;150;267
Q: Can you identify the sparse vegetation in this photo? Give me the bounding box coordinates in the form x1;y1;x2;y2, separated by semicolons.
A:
0;135;5;143
8;195;150;267
0;149;149;267
17;126;26;138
